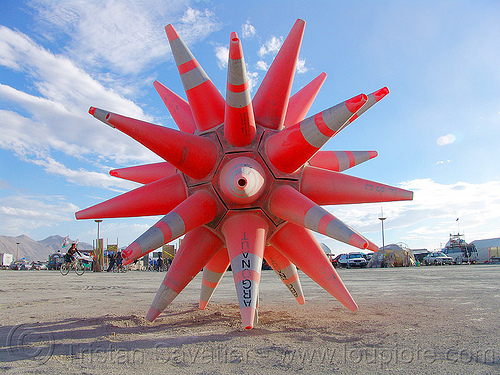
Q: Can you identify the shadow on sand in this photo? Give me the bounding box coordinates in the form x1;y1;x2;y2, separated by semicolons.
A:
0;304;286;366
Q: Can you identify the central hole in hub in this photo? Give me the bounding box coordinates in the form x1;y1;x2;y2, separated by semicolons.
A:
237;178;246;187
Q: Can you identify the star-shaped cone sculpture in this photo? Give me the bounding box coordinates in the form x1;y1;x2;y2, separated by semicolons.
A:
76;19;413;330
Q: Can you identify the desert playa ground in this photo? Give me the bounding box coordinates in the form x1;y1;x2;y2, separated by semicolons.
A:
1;265;499;374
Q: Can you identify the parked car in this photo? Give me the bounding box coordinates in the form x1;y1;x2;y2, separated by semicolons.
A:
29;261;47;270
347;252;368;268
331;254;342;268
47;253;64;270
337;253;368;268
422;252;453;265
362;253;373;262
10;260;28;270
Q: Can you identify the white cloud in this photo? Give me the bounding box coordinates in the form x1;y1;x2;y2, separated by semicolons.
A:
0;27;161;166
30;156;138;191
436;160;451;165
0;193;78;235
0;190;156;243
296;57;308;74
28;1;220;76
437;133;456;146
258;36;283;57
0;4;223;242
215;45;229;70
246;70;259;93
256;60;268;71
320;178;500;254
241;20;257;39
177;8;221;44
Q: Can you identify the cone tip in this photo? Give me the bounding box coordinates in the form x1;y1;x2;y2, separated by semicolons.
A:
229;33;243;59
89;107;96;115
146;306;161;322
368;151;378;159
296;295;305;305
367;241;379;252
153;80;169;95
373;87;390;101
348;233;370;250
240;307;256;330
121;244;137;264
295;19;306;27
109;170;118;177
345;94;368;113
73;208;95;221
165;24;179;41
347;300;358;312
199;300;208;310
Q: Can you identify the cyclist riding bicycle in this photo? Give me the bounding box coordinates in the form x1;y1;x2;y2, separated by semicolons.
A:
64;243;81;267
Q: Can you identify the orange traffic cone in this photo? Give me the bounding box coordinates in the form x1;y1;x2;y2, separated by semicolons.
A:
199;248;230;310
222;212;268;329
165;24;225;132
270;185;378;251
146;226;223;321
265;93;367;174
224;32;256;147
75;174;186;219
271;223;357;312
264;246;305;304
153;81;197;134
300;165;414;206
89;107;218;179
284;72;326;128
122;190;219;265
308;150;378;172
109;161;178;184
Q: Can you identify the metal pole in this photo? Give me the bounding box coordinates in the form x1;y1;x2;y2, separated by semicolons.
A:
16;242;20;261
378;209;386;251
95;219;103;271
381;219;386;250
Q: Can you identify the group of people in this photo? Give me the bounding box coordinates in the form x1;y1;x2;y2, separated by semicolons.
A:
144;256;171;271
107;251;123;272
63;243;172;272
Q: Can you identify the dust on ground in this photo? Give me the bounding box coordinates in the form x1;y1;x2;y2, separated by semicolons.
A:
1;265;499;374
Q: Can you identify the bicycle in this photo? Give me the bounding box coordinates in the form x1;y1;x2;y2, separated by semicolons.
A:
112;263;127;273
141;264;154;271
60;258;85;276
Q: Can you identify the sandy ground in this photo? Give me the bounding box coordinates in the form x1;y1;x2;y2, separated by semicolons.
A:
0;265;499;374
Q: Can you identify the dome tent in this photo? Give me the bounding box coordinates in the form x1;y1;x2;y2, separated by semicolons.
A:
368;243;415;268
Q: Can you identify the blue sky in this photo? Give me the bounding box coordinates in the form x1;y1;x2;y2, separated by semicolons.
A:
1;0;499;254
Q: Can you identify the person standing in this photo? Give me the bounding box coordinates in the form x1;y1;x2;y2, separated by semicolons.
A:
115;251;123;272
107;252;116;272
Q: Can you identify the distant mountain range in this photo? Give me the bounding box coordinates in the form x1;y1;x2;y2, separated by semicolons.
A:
0;234;93;262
